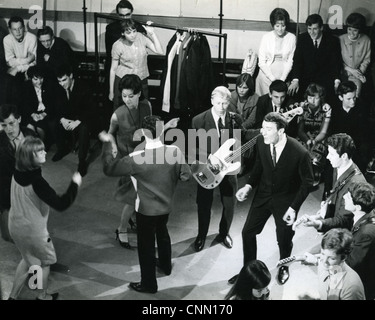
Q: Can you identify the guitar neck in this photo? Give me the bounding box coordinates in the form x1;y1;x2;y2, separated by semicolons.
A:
224;133;260;163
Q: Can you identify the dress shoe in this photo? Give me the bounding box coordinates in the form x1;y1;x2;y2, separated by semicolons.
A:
78;160;88;177
194;236;206;252
52;148;70;162
36;292;59;300
277;266;290;285
129;282;157;294
215;234;233;249
228;274;238;285
156;258;172;275
115;229;132;250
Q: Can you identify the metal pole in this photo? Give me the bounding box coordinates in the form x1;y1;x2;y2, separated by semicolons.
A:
218;0;223;61
222;33;227;84
83;0;87;55
94;13;99;87
43;0;47;27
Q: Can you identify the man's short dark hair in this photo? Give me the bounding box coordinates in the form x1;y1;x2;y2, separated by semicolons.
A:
264;112;288;130
142;115;162;139
327;133;356;159
8;16;24;29
116;0;134;14
306;14;323;28
27;65;44;79
37;25;54;38
0;104;20;122
55;64;73;79
269;80;288;94
337;81;357;97
349;182;375;214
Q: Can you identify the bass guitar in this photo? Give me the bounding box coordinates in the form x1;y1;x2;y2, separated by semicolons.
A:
191;107;303;189
276;255;307;268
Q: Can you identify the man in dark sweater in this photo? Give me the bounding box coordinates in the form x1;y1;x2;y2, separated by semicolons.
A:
37;26;76;81
0;104;36;241
100;115;190;294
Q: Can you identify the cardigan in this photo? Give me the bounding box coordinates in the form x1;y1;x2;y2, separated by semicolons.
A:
258;31;296;81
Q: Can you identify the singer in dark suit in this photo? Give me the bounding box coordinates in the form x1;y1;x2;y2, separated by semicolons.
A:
234;112;313;285
191;86;247;252
288;14;341;105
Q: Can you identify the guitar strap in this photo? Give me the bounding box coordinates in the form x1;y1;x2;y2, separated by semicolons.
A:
327;168;359;205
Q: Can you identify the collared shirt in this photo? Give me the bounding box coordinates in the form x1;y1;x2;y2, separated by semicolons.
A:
313;35;322;48
353;212;366;227
272;102;280;113
270;133;287;163
211;108;226;137
11;131;25;150
337;159;353;180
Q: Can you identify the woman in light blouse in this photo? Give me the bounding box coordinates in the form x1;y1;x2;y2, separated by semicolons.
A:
256;8;296;96
109;19;163;110
339;13;371;98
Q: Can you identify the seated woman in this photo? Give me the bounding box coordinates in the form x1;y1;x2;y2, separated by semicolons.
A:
225;260;271;300
228;73;259;129
339;13;371;98
301;228;365;300
23;66;60;150
256;8;296;96
297;83;331;186
109;19;163;110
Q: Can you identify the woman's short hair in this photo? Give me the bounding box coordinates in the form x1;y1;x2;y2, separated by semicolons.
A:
326;133;356;159
346;12;366;32
225;260;271;300
120;19;137;33
304;83;326;105
264;112;288;130
236;73;255;97
15;136;45;172
349;182;375;214
321;228;353;258
118;74;144;98
270;8;290;28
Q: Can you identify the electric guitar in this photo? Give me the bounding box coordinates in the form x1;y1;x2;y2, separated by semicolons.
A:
191;107;303;189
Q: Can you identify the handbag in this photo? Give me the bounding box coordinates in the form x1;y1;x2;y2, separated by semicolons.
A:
241;49;258;76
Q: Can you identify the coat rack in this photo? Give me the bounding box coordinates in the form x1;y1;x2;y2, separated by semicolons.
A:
93;12;227;85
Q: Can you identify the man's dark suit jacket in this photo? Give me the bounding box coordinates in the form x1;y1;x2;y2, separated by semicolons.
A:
248;135;313;214
346;211;375;300
0;127;36;211
255;93;297;137
291;31;341;100
191;108;238;162
57;79;98;128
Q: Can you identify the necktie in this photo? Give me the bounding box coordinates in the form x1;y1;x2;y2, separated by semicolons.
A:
66;88;70;100
314;40;318;49
218;117;225;140
272;144;277;166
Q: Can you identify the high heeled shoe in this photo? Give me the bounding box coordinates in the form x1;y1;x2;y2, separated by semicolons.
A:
115;229;132;249
128;218;137;232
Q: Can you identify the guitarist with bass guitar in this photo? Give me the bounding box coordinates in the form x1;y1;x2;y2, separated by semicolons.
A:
190;86;260;252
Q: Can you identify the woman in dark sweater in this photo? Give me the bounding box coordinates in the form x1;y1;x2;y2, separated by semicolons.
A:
8;136;82;300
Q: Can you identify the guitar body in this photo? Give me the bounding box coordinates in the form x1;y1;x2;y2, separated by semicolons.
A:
191;139;241;189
